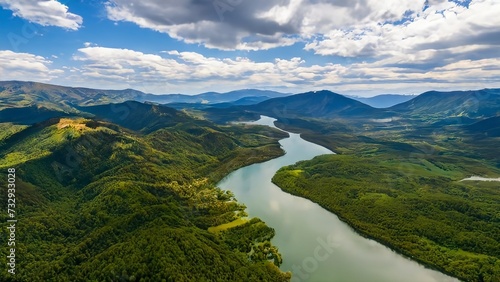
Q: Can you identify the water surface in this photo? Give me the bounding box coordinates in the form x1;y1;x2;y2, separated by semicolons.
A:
219;116;458;282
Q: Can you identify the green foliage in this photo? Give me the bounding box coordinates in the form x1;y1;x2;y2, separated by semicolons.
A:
273;154;500;281
0;117;290;281
269;109;500;282
0;123;27;142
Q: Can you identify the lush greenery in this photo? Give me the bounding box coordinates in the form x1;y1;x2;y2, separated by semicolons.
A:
0;123;27;142
0;116;290;281
272;114;500;282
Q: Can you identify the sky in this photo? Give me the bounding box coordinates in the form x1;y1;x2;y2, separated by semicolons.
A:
0;0;499;96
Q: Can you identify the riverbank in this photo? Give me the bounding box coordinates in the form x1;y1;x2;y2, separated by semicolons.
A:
272;154;499;282
219;116;458;282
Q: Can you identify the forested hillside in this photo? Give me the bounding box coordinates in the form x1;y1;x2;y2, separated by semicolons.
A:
269;102;500;281
0;114;291;281
273;154;500;281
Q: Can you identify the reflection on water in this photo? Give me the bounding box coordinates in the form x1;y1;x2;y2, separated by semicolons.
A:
219;116;458;282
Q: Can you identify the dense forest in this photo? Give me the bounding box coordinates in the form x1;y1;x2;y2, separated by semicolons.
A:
272;116;500;281
0;117;291;281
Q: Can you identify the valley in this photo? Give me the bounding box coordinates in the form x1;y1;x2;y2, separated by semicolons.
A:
219;116;458;282
0;103;291;281
0;81;499;281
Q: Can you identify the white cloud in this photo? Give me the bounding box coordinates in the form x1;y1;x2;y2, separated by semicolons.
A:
65;46;500;95
3;39;499;96
104;0;429;51
305;0;500;64
0;50;63;81
99;0;500;95
103;0;499;76
0;0;83;30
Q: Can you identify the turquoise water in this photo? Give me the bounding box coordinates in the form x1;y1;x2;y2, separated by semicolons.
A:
218;116;458;282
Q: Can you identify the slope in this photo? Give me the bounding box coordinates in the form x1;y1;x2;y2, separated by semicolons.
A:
248;90;384;119
0;81;146;111
144;89;289;104
0;114;290;281
389;89;500;119
77;101;192;133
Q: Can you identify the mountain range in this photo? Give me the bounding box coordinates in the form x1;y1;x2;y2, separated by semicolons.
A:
0;94;291;281
0;81;288;111
2;81;499;128
1;80;499;281
204;88;500;124
389;89;500;118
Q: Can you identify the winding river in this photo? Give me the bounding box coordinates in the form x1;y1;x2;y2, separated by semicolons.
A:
218;116;458;282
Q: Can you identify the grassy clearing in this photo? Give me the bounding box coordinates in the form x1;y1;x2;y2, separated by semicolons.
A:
208;217;249;233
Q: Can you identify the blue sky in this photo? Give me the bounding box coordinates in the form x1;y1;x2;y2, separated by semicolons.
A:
0;0;499;96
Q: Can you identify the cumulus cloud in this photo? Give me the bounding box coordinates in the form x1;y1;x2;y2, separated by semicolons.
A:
104;0;429;50
67;46;500;95
104;0;499;72
105;0;300;50
0;50;63;81
102;0;433;47
304;0;500;68
0;0;83;30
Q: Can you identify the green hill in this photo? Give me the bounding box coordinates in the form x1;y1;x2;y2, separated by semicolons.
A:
273;153;500;282
77;101;192;133
0;112;290;281
0;81;145;111
389;89;500;119
249;90;384;119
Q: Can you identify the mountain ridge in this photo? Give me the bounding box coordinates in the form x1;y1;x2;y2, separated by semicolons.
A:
389;89;500;118
0;106;291;281
0;81;289;110
246;90;386;119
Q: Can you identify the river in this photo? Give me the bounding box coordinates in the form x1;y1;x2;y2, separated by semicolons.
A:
218;116;458;282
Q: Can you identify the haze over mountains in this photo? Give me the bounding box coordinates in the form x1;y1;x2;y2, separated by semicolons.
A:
0;81;422;111
1;80;499;282
1;81;499;127
0;81;287;110
348;94;417;108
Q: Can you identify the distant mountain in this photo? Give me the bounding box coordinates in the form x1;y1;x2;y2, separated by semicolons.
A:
167;96;275;111
147;89;289;104
229;96;274;106
0;81;289;111
389;89;500;118
348;94;417;108
248;90;384;119
0;81;145;111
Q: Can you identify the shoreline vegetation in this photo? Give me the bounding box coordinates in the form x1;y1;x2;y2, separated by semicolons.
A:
0;117;292;281
0;83;498;281
270;118;500;282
